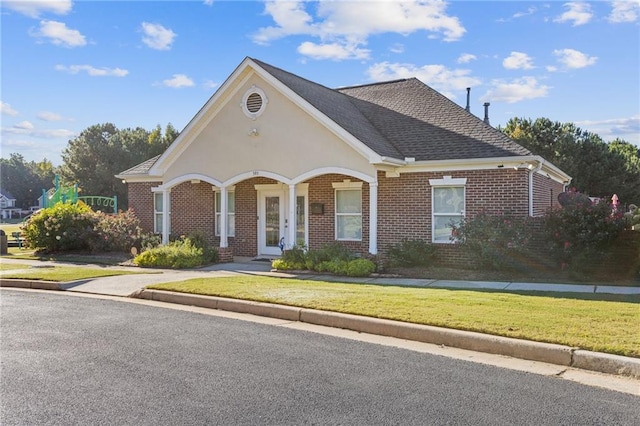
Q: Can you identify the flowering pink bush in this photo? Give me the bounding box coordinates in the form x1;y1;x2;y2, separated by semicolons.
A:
90;209;143;252
543;192;627;272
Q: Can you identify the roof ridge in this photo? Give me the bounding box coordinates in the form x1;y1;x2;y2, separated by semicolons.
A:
337;78;412;91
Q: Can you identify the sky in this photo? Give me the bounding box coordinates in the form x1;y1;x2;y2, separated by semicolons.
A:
1;0;639;166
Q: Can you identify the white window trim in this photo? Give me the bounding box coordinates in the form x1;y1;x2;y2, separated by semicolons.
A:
430;176;467;244
333;181;363;242
153;192;162;234
214;187;235;237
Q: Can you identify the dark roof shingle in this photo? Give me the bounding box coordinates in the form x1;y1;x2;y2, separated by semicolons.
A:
118;155;161;176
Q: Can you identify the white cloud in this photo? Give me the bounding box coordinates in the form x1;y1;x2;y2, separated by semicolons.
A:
554;2;593;26
457;53;477;64
15;121;35;130
389;43;405;54
482;77;550;103
366;62;481;99
2;0;72;18
297;41;370;61
203;80;219;90
513;6;537;19
37;111;64;121
203;0;214;5
55;64;129;77
141;22;176;50
552;48;597;69
2;123;76;139
162;74;195;88
546;65;558;72
608;1;640;23
253;0;465;61
30;20;86;47
1;101;19;116
503;51;534;70
576;115;640;144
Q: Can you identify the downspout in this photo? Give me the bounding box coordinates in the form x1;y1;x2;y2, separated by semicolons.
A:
529;160;543;217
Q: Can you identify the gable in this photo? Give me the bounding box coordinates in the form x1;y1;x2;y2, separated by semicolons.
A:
161;69;376;184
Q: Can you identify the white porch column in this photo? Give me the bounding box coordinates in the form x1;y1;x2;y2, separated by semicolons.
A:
162;189;170;244
220;186;228;248
288;184;296;249
368;182;378;255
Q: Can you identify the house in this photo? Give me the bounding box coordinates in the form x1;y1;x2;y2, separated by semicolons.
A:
117;57;570;263
0;189;20;219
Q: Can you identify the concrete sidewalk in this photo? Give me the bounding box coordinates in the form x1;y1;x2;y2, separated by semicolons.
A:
1;256;640;296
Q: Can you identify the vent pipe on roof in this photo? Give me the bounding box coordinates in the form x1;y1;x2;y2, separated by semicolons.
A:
465;88;471;112
483;102;490;125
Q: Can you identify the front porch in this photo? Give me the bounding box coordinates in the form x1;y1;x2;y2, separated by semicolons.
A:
154;171;378;262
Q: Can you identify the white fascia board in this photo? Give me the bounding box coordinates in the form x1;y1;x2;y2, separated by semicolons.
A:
148;57;255;176
533;155;572;184
115;174;163;183
250;61;384;164
384;155;571;185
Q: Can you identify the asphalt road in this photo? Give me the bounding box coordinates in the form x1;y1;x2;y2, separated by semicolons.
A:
1;290;638;425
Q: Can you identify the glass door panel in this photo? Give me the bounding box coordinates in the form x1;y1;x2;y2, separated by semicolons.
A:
265;196;280;247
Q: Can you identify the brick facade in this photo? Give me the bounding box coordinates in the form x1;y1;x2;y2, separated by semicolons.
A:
127;182;161;233
532;173;564;216
127;168;565;263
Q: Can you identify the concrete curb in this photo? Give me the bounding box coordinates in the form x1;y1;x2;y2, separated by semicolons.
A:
0;278;62;291
136;289;639;379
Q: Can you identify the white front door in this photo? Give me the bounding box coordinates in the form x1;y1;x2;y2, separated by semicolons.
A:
258;190;285;256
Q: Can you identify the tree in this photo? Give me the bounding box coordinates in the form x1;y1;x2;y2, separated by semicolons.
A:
59;123;177;209
0;153;56;209
501;118;640;203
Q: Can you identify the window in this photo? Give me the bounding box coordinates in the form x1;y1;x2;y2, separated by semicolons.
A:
154;192;164;233
215;190;235;237
430;177;467;243
333;182;362;241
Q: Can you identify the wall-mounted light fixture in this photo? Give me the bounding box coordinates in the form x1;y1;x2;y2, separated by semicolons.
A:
248;128;259;137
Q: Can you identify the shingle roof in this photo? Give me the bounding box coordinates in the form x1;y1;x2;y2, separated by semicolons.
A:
118;155;161;176
122;58;533;176
0;189;15;200
252;59;402;159
253;58;530;161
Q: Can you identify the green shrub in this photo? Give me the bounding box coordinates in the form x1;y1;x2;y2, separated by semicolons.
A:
346;258;376;277
185;230;218;264
452;212;533;271
133;237;211;269
90;209;143;252
387;239;437;267
140;233;162;251
270;243;376;276
22;202;97;252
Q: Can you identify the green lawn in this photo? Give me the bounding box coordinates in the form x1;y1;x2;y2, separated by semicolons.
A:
0;266;150;282
0;223;23;236
0;263;31;271
149;275;640;358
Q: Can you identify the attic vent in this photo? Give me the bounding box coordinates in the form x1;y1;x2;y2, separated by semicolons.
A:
241;86;268;119
246;93;262;113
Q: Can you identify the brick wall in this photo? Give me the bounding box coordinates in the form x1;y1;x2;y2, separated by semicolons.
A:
127;182;161;233
127;167;541;263
170;181;215;243
306;174;369;255
377;169;529;262
532;173;564;216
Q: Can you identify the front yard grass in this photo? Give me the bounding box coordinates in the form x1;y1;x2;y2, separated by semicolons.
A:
0;266;149;282
149;275;640;358
0;263;31;271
